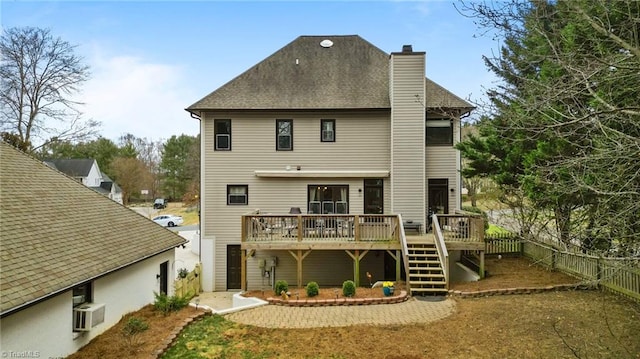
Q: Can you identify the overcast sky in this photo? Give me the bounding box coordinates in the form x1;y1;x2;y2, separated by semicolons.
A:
2;1;500;143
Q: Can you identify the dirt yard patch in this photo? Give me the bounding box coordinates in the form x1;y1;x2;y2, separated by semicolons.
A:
66;305;206;359
68;256;640;359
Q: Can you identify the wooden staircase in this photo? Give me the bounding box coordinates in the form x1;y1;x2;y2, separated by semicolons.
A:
407;242;448;295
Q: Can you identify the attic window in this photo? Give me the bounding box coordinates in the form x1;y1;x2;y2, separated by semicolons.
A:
320;39;333;48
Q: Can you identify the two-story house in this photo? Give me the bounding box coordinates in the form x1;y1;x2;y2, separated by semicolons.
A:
186;35;477;294
44;158;124;204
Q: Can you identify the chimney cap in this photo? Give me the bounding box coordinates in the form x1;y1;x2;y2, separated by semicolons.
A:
402;45;413;52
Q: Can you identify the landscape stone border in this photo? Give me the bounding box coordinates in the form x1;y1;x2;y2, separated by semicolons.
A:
448;283;596;298
266;290;409;306
150;309;210;359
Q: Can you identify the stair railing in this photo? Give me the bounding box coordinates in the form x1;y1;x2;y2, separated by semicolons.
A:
432;213;450;290
398;214;412;293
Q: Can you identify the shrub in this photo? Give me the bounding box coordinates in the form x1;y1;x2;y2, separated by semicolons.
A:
461;205;490;230
153;291;190;315
274;280;288;296
121;316;149;347
342;280;356;297
306;281;319;297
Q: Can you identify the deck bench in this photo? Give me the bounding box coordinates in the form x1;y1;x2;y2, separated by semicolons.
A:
403;221;422;233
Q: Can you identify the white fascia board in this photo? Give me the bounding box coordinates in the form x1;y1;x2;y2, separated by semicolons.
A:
254;170;390;178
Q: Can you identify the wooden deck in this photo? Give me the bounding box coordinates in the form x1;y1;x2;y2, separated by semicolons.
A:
241;214;485;251
239;213;486;291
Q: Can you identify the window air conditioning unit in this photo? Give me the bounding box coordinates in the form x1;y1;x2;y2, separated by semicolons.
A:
73;303;105;332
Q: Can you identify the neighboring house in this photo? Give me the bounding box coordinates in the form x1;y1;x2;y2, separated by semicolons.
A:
0;142;186;358
44;158;124;204
186;35;475;292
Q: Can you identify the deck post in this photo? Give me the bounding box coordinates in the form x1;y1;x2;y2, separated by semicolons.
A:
354;250;360;286
241;249;247;291
288;249;312;289
396;249;401;283
297;249;303;288
479;250;485;279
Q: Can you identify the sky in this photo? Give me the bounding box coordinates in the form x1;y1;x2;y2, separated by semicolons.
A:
1;1;500;143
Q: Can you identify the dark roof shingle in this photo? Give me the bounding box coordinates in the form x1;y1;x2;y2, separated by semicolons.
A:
0;143;186;316
43;158;96;177
187;35;473;112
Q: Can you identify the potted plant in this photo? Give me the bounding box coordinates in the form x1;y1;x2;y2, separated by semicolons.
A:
177;268;189;279
382;281;394;296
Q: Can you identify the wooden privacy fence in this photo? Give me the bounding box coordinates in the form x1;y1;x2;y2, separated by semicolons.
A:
174;263;201;299
485;233;522;254
483;236;640;302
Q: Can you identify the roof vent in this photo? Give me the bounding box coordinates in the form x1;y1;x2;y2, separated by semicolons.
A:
402;45;413;53
320;39;334;48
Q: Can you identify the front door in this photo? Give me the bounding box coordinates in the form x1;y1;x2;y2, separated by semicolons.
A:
428;179;449;215
159;261;169;295
364;179;383;214
227;245;241;289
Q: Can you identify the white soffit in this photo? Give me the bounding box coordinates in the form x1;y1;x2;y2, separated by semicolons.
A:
254;170;390;178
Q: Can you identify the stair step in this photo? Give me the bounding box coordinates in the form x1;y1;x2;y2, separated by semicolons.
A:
409;273;445;278
408;259;440;264
409;257;440;263
410;280;447;285
410;287;448;292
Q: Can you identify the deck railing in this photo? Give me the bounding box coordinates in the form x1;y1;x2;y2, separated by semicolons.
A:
398;214;412;292
241;214;401;244
432;214;450;289
436;214;485;243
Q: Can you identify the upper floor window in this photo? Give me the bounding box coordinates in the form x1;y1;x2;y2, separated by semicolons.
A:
426;119;453;146
227;184;248;205
321;119;335;142
215;119;231;151
276;119;293;151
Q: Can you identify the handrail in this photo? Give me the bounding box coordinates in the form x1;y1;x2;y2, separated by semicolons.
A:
242;214;400;243
398;214;411;293
432;214;450;290
435;213;485;243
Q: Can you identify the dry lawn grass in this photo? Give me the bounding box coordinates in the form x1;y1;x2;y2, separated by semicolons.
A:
69;256;640;359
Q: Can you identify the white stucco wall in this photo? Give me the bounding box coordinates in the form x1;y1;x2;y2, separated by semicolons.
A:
0;250;175;358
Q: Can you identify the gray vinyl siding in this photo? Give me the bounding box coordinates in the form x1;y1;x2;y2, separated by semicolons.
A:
390;53;426;223
245;250;387;290
425;119;461;214
201;111;391;290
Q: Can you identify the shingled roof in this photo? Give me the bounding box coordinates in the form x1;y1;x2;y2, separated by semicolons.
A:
187;35;473;112
0;143;186;316
44;158;96;177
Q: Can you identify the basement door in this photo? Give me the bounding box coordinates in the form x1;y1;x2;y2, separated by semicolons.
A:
227;245;242;289
159;261;169;295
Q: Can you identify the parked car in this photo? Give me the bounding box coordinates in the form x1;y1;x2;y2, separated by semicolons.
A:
153;198;167;209
152;214;183;227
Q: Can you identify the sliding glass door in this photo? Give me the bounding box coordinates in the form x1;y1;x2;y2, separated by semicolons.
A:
308;185;349;214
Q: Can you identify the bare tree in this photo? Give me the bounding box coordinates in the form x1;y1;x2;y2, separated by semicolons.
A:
110;157;149;206
0;27;99;152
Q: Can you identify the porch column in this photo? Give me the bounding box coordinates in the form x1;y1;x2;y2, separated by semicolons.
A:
288;250;312;288
396;249;401;283
346;250;369;287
